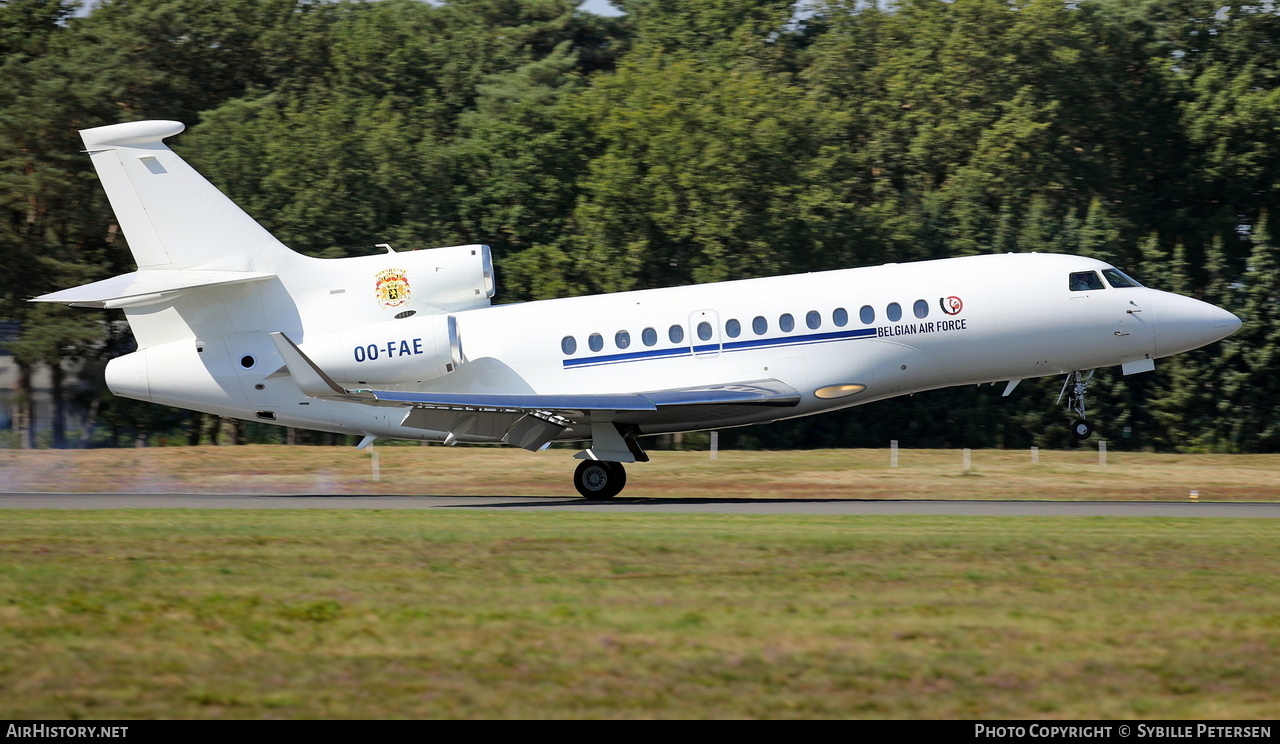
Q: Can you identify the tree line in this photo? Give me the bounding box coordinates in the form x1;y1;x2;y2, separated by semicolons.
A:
1;0;1277;451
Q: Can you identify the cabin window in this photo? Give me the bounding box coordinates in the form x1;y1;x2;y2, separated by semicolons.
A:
588;333;604;352
642;327;658;346
913;299;929;319
697;322;713;341
780;313;795;332
860;305;875;324
1102;268;1143;288
806;310;821;330
726;319;741;338
753;316;768;335
887;303;902;322
615;330;631;349
1069;271;1106;291
561;336;577;355
833;307;849;327
669;324;685;344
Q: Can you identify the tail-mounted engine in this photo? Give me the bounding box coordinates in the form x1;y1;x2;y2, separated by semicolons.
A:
384;243;494;312
300;313;465;386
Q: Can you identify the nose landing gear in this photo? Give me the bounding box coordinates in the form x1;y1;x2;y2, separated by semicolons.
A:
1060;370;1096;440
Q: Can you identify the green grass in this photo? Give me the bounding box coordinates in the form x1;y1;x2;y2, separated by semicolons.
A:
2;510;1278;718
2;446;1280;500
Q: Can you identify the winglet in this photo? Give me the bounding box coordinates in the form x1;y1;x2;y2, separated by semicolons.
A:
268;332;373;401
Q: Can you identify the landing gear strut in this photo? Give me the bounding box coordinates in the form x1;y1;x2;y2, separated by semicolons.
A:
1060;370;1095;440
574;460;627;500
572;423;645;498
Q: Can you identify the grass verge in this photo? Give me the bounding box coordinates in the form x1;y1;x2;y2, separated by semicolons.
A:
1;446;1279;500
1;510;1278;718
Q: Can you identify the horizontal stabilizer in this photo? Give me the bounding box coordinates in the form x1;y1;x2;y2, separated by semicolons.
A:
32;269;276;309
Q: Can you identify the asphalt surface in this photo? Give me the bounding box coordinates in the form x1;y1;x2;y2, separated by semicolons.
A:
1;492;1278;517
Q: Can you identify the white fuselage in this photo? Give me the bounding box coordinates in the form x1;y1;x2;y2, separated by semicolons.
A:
102;251;1238;443
36;119;1241;494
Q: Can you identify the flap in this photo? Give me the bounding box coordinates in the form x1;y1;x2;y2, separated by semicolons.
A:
357;379;800;415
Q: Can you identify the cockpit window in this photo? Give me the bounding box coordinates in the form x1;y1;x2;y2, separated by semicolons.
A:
1069;271;1106;291
1102;268;1143;288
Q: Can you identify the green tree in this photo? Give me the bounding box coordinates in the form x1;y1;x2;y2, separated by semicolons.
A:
451;43;592;299
1218;214;1280;451
564;51;856;291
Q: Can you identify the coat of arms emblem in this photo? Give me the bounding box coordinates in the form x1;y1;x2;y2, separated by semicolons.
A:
375;268;411;308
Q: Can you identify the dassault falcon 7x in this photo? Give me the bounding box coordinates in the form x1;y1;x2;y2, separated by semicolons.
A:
37;120;1241;498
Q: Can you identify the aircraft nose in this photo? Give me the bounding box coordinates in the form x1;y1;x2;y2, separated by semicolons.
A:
1216;305;1243;334
1152;291;1241;357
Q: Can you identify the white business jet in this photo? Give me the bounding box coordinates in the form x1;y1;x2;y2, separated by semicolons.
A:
36;120;1241;498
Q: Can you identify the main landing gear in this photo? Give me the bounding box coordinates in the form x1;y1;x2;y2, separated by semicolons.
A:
571;422;646;499
1060;370;1096;440
574;460;627;500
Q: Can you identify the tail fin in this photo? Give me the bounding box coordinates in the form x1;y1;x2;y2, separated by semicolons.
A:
79;120;291;271
40;121;496;351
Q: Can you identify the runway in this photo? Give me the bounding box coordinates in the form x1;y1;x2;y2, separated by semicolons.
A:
1;492;1278;517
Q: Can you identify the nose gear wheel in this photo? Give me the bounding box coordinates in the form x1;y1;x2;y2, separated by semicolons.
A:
1058;370;1096;440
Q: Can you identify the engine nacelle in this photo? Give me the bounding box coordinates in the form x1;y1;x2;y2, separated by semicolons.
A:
389;243;495;312
300;313;464;386
287;244;496;336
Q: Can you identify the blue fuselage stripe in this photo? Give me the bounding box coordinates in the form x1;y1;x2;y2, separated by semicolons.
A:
562;327;877;369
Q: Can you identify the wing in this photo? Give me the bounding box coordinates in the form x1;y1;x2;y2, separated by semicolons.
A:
363;379;801;411
268;332;800;449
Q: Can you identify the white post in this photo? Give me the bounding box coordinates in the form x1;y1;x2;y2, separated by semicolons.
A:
890;440;898;468
1098;440;1107;467
371;447;381;482
963;448;971;472
1031;446;1039;463
710;431;719;460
